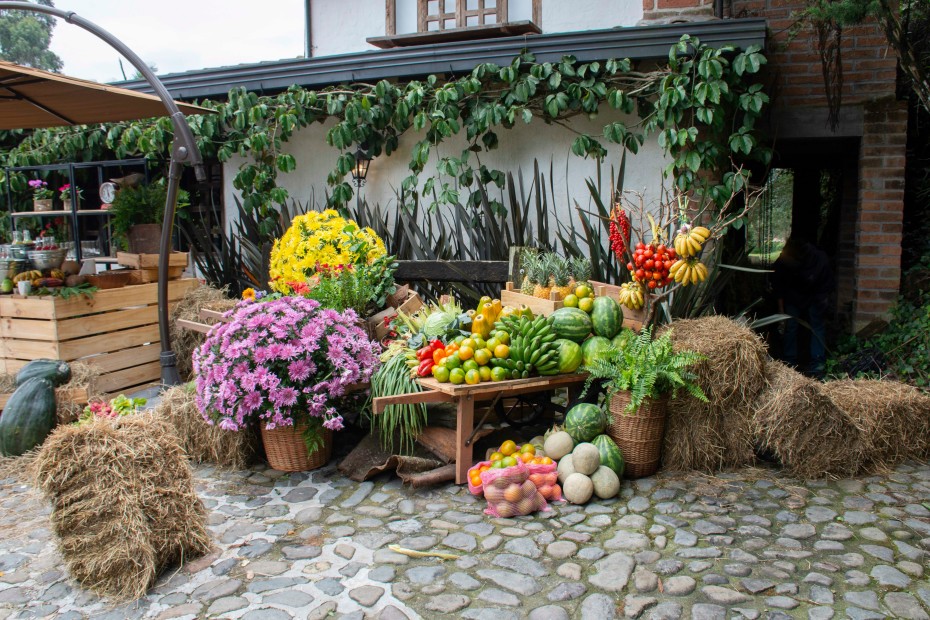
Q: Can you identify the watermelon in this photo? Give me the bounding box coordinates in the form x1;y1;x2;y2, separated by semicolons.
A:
581;336;612;367
564;403;607;443
591;296;622;338
551;307;593;343
555;338;583;374
612;328;635;351
592;434;625;478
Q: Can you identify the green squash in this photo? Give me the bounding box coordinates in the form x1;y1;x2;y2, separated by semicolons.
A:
0;377;57;456
16;359;71;388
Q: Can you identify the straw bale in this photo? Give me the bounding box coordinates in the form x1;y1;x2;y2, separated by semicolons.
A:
751;361;863;479
169;284;233;381
33;413;211;600
156;383;254;469
661;316;767;472
822;379;930;472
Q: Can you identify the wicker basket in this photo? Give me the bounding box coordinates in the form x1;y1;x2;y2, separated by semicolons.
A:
260;422;332;472
607;391;669;478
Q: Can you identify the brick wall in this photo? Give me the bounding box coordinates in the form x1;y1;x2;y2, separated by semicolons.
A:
853;98;908;330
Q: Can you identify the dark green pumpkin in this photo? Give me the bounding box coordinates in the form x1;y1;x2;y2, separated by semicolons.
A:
0;377;57;456
16;359;71;388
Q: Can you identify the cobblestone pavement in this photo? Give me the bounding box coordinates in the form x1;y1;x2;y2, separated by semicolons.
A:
2;459;930;620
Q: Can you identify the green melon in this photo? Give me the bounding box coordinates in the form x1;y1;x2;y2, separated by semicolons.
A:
555;338;583;374
581;336;612;367
591;296;622;338
564;403;607;443
0;377;56;457
612;328;636;351
550;307;593;343
592;434;625;478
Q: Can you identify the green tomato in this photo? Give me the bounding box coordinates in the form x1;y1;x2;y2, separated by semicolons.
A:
449;368;466;385
444;353;462;370
432;365;450;383
462;359;479;373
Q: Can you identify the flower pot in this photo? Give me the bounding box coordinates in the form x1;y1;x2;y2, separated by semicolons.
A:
33;198;53;212
61;198;72;211
607;391;669;479
260;421;332;472
128;223;162;254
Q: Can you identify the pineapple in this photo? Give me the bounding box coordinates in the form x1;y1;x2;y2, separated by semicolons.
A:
571;256;592;290
552;257;574;299
533;254;554;299
520;251;539;295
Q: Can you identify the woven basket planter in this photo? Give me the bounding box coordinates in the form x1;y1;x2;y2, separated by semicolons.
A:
607;391;669;479
260;422;332;472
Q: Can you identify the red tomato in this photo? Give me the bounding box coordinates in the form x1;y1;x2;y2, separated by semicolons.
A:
636;269;646;280
645;259;655;270
648;280;658;289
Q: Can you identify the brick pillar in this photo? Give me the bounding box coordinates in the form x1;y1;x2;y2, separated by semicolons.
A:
853;98;908;331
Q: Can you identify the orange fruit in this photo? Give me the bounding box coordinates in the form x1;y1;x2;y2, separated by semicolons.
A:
503;485;523;503
501;455;518;468
473;348;491;366
479;465;490;473
461;338;476;350
493;344;510;359
519;452;534;463
458;345;474;361
499;440;518;456
539;456;553;465
464;369;480;385
470;472;482;487
520;443;536;455
489;452;504;462
478;366;492;382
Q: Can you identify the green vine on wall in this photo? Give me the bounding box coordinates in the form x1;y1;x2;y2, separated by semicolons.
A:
1;35;769;236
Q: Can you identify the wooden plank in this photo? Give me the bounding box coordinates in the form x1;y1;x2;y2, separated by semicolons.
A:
1;338;60;360
0;386;88;411
95;360;161;394
0;279;197;320
395;260;509;283
498;0;508;22
455;395;474;483
77;344;161;374
116;252;189;270
501;281;564;316
531;0;541;26
367;20;540;48
199;308;229;322
128;267;185;285
0;317;58;341
176;318;212;334
417;0;427;31
0;359;26;373
56;306;160;340
418;372;587;397
372;390;452;414
386;0;396;35
58;323;161;360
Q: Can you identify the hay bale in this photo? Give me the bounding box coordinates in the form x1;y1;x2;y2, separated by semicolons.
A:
752;361;863;479
661;316;767;471
33;413;211;600
169;284;233;381
822;379;930;472
157;383;254;468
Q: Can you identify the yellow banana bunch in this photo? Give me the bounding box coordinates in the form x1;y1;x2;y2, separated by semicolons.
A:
673;225;711;258
669;258;708;286
618;282;645;310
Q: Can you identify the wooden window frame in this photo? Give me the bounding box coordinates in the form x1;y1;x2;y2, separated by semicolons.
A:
385;0;540;35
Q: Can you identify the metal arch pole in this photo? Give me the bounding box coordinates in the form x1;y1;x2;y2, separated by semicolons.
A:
0;2;205;386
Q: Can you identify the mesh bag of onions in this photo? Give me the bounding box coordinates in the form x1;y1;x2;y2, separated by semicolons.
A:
480;460;548;517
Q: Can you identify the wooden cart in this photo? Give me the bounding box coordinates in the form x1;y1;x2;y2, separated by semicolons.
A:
373;373;588;484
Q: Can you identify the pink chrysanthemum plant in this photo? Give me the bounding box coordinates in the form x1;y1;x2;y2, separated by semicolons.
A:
193;296;381;451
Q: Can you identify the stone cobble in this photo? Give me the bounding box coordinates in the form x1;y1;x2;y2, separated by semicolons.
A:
1;460;930;618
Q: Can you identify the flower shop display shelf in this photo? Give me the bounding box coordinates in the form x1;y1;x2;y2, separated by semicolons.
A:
0;279;200;394
373;372;588;485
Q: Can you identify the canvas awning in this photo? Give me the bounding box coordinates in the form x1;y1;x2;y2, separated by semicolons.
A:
0;60;211;129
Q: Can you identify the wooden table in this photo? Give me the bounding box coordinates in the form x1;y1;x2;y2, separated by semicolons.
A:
372;373;588;484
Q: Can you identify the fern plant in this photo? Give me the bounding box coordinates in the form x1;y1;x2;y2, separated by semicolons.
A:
583;327;707;413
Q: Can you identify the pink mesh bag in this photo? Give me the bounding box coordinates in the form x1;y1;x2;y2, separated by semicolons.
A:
467;460;492;496
480;460;549;517
526;461;562;502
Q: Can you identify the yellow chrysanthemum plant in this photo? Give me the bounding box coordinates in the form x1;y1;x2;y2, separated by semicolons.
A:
269;210;395;316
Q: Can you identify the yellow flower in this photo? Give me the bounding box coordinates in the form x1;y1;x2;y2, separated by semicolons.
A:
242;287;256;301
268;211;387;293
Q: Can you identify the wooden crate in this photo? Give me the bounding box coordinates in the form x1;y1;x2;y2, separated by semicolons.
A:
367;287;424;340
589;280;646;332
501;281;564;316
0;279;200;394
117;252;188;283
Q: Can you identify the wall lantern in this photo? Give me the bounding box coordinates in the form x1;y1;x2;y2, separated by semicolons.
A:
351;146;371;187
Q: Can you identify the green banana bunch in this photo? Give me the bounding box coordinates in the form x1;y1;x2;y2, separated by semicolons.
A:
494;314;560;377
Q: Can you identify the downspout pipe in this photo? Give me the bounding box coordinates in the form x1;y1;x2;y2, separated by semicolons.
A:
0;1;206;387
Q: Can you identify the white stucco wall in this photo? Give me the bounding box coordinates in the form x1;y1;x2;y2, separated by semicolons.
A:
223;111;669;246
311;0;644;57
